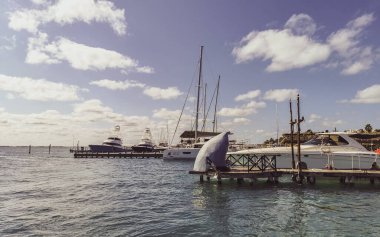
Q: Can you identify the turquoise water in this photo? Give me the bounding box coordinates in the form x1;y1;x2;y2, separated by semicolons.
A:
1;147;380;236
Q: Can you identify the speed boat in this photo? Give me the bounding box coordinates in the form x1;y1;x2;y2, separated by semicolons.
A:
228;132;378;169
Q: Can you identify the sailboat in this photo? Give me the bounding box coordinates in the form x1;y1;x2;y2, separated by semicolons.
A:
163;46;220;161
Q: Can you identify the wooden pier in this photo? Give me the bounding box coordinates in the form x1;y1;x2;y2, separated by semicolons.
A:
74;151;163;159
189;153;380;185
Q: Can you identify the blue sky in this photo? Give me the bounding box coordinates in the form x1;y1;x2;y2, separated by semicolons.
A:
0;0;380;146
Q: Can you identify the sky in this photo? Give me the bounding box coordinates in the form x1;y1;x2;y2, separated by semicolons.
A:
0;0;380;146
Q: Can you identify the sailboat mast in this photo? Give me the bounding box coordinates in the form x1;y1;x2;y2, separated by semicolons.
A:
202;83;207;132
213;75;220;133
195;46;203;143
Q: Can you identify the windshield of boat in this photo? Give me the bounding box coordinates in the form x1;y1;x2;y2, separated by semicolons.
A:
303;134;349;146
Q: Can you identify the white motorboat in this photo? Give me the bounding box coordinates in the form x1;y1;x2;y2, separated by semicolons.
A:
228;132;378;169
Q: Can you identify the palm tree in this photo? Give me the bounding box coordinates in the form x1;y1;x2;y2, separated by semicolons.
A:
365;124;373;133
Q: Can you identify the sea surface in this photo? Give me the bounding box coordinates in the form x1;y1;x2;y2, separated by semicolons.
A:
1;146;380;236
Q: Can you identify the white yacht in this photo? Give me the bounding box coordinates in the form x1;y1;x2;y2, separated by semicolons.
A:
228;132;378;169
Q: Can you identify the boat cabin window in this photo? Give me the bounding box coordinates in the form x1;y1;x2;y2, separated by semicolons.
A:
108;137;121;141
303;134;349;146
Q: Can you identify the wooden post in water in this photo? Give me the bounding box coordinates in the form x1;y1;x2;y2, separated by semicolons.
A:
296;94;305;182
28;145;31;154
48;144;51;154
289;99;296;169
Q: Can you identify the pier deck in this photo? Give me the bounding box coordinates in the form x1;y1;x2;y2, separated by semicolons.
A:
74;151;163;159
189;153;380;184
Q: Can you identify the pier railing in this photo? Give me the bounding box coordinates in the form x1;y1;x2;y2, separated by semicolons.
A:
226;154;277;172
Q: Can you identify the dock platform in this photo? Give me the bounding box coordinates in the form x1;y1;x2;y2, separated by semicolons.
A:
189;153;380;185
74;151;163;159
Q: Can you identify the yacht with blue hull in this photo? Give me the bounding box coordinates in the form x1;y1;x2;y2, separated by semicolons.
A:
89;136;128;152
131;128;155;153
88;125;129;152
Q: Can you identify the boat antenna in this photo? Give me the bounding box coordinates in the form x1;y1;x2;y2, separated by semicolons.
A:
195;46;203;143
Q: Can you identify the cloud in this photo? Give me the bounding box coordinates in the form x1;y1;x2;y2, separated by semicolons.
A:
90;79;145;90
322;119;343;128
0;74;82;101
0;35;16;50
327;13;376;75
218;100;266;117
235;89;261;101
8;0;126;35
136;66;155;74
233;13;376;75
285;13;317;36
347;84;380;104
233;117;251;124
232;28;330;72
263;89;299;102
31;0;50;5
143;86;183;100
152;108;182;120
26;33;152;73
308;114;322;123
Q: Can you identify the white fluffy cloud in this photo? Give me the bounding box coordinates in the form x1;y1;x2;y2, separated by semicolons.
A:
90;79;145;90
0;35;16;50
232;28;330;72
308;114;322;123
263;89;299;102
233;13;376;75
233;117;251;124
285;13;317;36
348;84;380;104
152;108;182;120
9;0;126;35
235;89;261;101
143;87;183;100
26;33;152;73
327;13;376;75
218;101;266;117
0;74;82;101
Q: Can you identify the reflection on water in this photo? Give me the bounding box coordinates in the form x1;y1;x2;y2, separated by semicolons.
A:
1;147;380;236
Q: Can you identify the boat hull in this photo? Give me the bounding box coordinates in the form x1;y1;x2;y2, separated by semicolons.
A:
89;145;128;153
131;145;154;153
163;148;201;161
